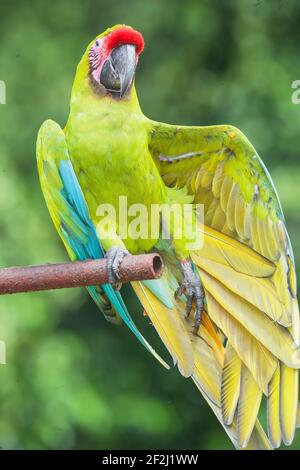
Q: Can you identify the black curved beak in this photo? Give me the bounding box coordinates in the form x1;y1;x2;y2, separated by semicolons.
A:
100;44;136;98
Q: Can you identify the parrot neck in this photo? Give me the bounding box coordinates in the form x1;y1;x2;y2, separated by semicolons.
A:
69;56;142;118
71;82;141;110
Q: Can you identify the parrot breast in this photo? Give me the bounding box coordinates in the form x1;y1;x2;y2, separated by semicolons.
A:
65;102;166;254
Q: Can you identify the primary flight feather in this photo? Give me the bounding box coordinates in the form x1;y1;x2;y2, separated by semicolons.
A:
37;24;300;449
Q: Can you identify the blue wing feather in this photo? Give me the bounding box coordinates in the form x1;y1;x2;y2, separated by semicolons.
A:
59;160;167;362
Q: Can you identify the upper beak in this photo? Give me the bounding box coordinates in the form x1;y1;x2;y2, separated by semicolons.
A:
100;44;137;98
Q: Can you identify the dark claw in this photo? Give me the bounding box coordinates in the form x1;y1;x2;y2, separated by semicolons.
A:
185;288;193;317
105;246;129;289
193;285;205;334
176;259;205;333
175;283;185;298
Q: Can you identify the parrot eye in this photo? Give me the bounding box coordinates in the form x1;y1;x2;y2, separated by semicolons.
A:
95;40;100;47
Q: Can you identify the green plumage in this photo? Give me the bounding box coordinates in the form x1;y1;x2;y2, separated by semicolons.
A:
37;24;300;450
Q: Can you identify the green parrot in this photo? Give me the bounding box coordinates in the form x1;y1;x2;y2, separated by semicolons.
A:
37;24;300;450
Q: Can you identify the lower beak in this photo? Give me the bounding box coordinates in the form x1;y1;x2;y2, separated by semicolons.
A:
100;44;136;98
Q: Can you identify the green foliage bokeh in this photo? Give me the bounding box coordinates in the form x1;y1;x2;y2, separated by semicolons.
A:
0;0;300;450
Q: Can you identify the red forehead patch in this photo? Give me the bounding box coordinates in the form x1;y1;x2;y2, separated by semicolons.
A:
106;27;144;55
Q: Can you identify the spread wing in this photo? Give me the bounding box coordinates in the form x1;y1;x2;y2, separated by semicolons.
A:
148;120;300;447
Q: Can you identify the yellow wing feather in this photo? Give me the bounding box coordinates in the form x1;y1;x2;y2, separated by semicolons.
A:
221;343;241;425
267;365;282;448
280;363;298;445
206;293;277;394
147;121;300;448
237;365;263;448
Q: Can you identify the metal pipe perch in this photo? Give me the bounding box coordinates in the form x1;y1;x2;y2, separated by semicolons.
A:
0;254;164;295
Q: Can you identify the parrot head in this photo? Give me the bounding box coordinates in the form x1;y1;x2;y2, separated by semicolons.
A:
85;25;144;99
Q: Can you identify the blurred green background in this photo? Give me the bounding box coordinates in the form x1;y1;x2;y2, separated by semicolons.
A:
0;0;300;450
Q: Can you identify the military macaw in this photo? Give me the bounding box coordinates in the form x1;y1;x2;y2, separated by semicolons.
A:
37;24;300;449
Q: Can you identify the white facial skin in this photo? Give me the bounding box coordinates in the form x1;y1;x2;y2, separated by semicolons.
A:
88;37;107;83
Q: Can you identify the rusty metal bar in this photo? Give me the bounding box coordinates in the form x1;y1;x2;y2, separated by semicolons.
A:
0;253;164;295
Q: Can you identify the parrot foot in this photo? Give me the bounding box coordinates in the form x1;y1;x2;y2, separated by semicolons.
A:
105;246;129;290
175;259;205;334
